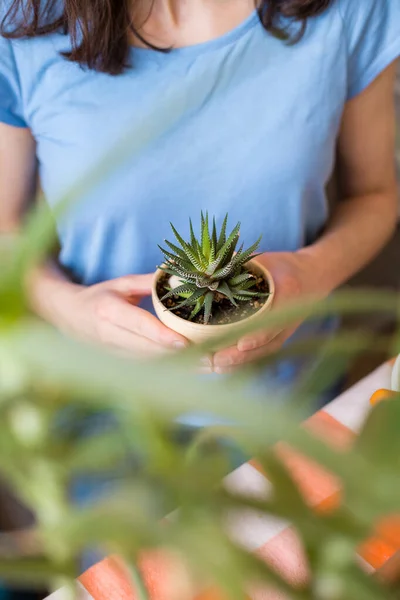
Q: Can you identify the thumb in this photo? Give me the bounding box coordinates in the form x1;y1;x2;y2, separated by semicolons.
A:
112;273;155;296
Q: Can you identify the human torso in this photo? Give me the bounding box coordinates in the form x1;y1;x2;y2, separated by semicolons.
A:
12;3;346;284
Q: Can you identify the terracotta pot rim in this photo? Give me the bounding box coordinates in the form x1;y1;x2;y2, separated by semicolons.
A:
152;259;275;332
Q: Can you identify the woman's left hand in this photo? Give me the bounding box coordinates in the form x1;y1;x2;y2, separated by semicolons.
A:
212;251;322;374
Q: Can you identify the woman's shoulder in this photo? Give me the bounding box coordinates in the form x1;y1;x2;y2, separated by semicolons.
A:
335;0;400;36
334;0;400;99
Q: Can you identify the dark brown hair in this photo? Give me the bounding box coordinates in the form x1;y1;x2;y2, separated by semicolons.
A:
1;0;333;75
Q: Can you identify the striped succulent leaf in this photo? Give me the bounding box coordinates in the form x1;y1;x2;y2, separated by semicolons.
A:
159;213;268;324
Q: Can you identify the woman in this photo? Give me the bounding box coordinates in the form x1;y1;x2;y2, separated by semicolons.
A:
0;2;399;590
0;0;399;378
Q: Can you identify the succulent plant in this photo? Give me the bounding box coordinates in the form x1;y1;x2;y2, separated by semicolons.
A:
158;213;269;324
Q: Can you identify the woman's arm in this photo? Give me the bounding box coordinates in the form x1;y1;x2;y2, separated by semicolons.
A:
299;62;398;293
213;63;398;371
0;123;37;232
0;123;187;356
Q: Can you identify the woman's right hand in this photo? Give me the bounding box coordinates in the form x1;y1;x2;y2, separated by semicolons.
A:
29;268;188;358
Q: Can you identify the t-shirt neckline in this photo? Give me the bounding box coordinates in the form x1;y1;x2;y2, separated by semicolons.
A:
130;9;259;61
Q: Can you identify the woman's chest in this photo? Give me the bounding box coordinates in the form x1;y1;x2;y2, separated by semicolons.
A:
19;17;347;210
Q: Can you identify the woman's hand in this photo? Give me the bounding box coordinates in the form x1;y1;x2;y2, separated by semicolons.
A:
212;251;322;374
28;268;188;358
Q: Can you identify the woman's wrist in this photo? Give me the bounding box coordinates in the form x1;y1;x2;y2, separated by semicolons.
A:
25;262;82;329
296;244;342;298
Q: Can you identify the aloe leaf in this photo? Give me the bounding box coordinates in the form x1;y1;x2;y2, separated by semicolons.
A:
189;218;206;266
206;225;240;276
158;246;194;272
169;222;187;250
238;279;259;291
169;223;205;272
218;222;240;261
196;275;212;288
232;289;268;298
189;297;205;320
203;291;214;324
232;294;252;302
172;288;207;310
158;265;175;275
212;262;236;280
164;240;195;264
217;282;238;307
208;281;219;291
217;213;228;251
211;217;218;261
164;264;198;280
161;284;197;301
201;211;211;260
231;236;262;269
228;273;254;287
213;231;240;271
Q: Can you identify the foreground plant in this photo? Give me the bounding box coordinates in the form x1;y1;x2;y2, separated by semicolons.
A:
158;213;269;324
1;210;400;600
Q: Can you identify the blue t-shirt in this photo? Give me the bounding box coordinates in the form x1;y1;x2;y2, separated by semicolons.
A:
1;0;400;410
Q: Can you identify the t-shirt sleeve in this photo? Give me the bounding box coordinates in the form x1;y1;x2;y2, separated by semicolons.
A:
0;36;27;127
339;0;400;100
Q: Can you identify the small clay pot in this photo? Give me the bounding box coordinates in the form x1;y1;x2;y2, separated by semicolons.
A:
152;259;275;347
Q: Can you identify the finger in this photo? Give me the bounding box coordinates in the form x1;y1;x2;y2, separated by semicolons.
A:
101;322;173;358
213;333;287;371
237;329;284;352
102;298;188;349
112;273;155;296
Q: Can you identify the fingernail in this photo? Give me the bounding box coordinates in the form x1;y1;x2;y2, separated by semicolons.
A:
214;356;234;368
200;356;212;367
173;341;188;349
238;339;257;352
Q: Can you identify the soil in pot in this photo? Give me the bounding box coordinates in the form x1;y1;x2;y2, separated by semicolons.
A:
156;269;269;326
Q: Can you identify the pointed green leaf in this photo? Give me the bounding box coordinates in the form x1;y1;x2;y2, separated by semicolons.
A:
170;223;205;272
169;256;197;273
212;217;218;254
173;288;207;310
217;213;228;251
161;284;197;301
206;225;240;276
203;291;214;324
158;246;194;272
196;275;211;288
217;282;238;307
217;222;240;261
231;236;262;269
170;222;187;250
189;218;206;266
232;289;269;298
239;278;259;291
232;294;252;302
234;242;244;258
164;240;195;264
228;273;254;287
189;297;205;320
201;211;211;260
164;263;198;280
212;261;236;280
